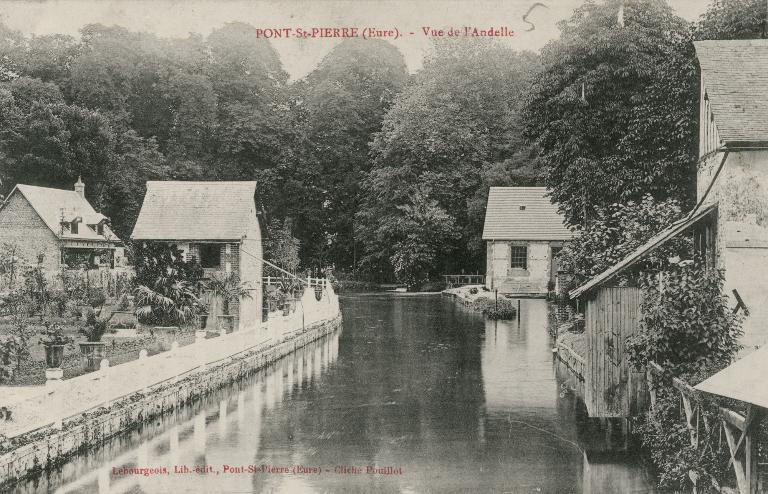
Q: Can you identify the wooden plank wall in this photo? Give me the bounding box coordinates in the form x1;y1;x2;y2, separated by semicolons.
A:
585;286;645;417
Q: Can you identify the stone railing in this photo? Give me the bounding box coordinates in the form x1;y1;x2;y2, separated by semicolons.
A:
0;282;339;439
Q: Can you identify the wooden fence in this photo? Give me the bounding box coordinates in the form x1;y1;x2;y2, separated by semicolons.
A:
443;274;485;288
648;362;764;494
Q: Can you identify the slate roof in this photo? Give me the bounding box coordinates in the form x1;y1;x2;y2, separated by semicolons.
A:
695;40;768;145
5;184;118;242
481;187;572;241
131;181;258;241
695;345;768;409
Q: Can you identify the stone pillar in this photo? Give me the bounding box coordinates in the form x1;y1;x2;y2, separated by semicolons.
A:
45;368;64;387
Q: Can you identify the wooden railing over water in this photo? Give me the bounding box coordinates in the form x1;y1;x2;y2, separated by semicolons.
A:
443;274;485;288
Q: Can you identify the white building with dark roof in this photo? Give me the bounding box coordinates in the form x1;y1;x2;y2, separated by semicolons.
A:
694;39;768;351
131;181;264;330
481;186;572;296
0;178;123;271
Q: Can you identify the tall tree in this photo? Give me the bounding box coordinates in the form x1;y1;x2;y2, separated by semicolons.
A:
356;38;539;282
294;39;408;271
523;0;699;225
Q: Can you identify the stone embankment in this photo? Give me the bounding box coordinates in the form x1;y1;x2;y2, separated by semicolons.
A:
0;284;341;489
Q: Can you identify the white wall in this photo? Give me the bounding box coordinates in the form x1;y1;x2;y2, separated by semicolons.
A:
486;240;554;294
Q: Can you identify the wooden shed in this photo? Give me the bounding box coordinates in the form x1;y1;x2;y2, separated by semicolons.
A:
569;203;718;417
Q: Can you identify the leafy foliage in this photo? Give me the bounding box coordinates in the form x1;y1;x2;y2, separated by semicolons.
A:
357;38;540;282
627;265;742;375
133;242;203;326
263;219;301;277
204;272;252;316
626;265;744;492
559;194;689;283
523;0;698;225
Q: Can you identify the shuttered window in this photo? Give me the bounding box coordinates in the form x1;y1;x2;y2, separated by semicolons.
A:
510;246;527;269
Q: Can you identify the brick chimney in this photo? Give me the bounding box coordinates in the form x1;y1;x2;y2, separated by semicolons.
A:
74;176;85;199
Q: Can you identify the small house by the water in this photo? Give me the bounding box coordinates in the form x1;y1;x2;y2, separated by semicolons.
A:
0;178;124;271
131;181;264;330
482;187;572;296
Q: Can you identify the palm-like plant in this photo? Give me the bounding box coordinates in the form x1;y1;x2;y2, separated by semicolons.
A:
135;278;201;326
204;273;252;316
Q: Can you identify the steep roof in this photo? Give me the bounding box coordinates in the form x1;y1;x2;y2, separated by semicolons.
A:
695;345;768;409
481;187;572;241
131;181;258;241
4;184;118;242
570;203;718;299
695;40;768;145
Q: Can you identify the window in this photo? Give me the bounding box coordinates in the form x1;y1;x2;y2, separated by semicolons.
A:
510;246;528;270
519;205;526;211
199;244;221;268
97;223;104;235
70;221;78;235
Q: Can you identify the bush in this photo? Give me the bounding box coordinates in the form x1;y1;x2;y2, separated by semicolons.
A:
627;264;744;491
335;279;380;293
468;287;479;295
86;288;107;308
419;280;446;292
484;298;517;320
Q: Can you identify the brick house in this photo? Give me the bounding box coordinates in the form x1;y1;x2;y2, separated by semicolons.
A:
0;178;123;272
131;181;264;329
482;187;573;296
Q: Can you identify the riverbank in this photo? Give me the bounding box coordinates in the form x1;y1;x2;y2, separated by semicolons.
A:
0;314;341;489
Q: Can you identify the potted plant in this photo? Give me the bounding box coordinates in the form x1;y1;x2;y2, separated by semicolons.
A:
39;322;73;369
205;273;251;334
78;309;109;371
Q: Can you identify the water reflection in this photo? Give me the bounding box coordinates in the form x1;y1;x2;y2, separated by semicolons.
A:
14;295;657;494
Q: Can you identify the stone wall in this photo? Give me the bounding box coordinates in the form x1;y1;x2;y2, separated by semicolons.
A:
0;314;341;489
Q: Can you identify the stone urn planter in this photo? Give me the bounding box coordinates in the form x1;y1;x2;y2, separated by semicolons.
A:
44;343;65;369
79;342;106;372
217;315;236;334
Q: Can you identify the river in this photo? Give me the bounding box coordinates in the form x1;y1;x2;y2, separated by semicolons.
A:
13;294;657;493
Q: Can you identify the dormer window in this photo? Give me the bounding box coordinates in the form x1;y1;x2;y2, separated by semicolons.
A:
97;223;104;235
70;221;78;235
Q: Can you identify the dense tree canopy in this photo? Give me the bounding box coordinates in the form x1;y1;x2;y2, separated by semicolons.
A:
0;0;764;283
356;39;541;283
523;0;699;225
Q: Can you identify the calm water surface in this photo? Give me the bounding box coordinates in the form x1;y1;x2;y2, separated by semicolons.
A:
14;294;657;493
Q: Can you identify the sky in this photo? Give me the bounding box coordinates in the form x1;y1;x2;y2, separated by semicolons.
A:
0;0;712;80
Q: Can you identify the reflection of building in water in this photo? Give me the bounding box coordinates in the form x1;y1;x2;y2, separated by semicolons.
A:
480;299;555;412
46;330;340;494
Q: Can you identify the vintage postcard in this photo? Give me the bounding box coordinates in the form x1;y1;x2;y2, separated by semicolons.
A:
0;0;766;492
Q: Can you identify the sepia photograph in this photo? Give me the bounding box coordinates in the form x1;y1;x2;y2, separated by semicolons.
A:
0;0;767;492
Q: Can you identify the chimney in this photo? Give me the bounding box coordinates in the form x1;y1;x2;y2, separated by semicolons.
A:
74;176;85;199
